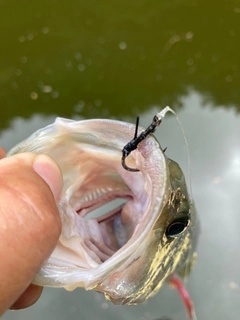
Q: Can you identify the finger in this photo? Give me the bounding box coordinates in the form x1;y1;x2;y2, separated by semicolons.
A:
0;147;6;159
32;154;62;201
0;153;63;315
10;284;43;310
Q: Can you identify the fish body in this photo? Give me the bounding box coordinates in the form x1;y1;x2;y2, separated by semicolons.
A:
7;117;197;305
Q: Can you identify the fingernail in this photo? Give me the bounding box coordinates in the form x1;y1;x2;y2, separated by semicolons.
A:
32;154;63;201
10;285;43;310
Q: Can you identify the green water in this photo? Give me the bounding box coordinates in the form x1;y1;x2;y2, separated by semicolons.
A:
1;1;240;320
1;0;240;126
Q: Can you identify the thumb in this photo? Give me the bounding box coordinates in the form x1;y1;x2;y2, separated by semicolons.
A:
0;153;62;315
32;154;62;202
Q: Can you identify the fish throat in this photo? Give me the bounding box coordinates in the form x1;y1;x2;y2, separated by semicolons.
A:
74;166;141;262
57;145;149;268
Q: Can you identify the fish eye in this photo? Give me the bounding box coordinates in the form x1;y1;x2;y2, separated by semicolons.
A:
165;217;189;238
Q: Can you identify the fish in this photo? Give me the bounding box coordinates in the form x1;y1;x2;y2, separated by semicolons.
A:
6;112;197;316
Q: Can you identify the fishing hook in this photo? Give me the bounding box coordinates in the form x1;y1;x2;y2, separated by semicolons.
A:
121;114;162;172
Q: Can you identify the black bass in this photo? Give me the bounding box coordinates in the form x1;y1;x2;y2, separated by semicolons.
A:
7;109;197;316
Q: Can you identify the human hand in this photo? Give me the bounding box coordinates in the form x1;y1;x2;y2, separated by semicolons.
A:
0;147;62;316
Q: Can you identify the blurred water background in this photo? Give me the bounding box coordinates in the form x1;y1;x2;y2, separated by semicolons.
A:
1;1;240;319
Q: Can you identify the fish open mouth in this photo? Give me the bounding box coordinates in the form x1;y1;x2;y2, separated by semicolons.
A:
7;118;168;291
56;146;149;269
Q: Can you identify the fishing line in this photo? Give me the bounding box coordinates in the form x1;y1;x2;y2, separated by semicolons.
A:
161;107;197;320
159;106;193;204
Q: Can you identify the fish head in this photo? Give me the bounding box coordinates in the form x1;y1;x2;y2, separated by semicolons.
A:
98;158;194;305
7;117;195;305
